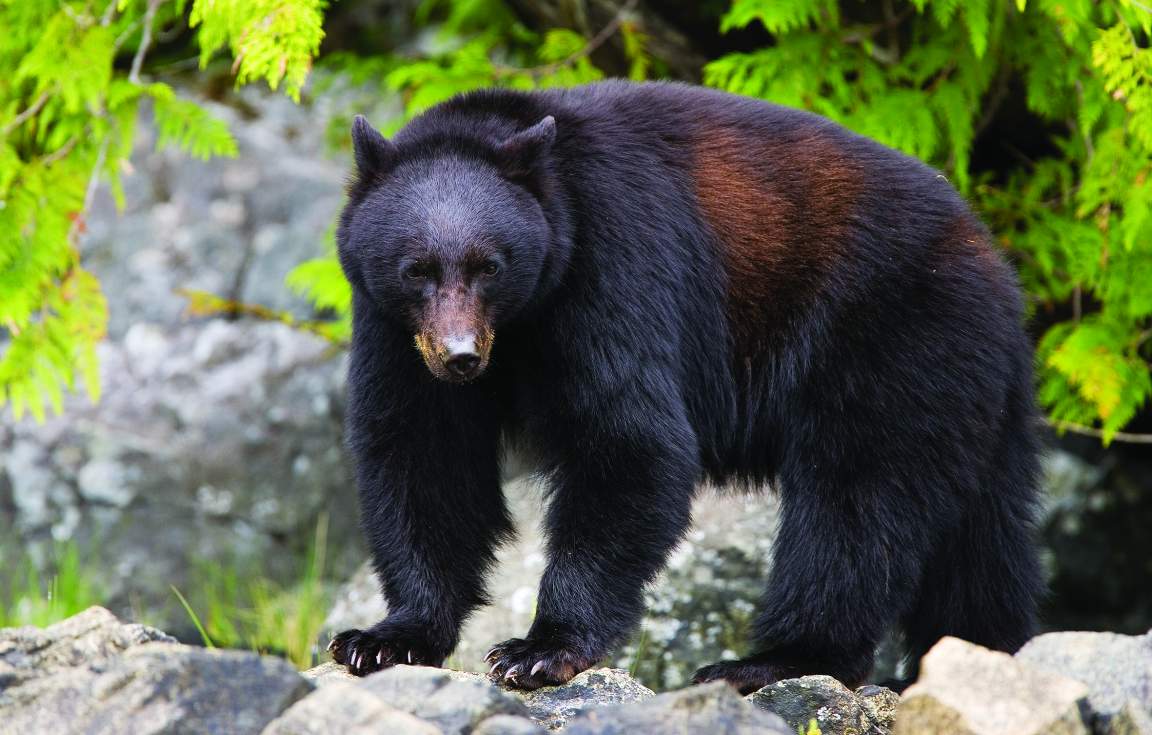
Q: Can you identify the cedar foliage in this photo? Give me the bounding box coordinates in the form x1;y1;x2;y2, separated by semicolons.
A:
4;0;1151;443
0;0;323;420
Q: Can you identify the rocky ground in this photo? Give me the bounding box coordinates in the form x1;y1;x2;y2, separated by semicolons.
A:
1;607;1148;735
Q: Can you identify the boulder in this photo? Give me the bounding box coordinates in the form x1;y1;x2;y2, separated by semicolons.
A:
518;668;655;730
1;641;310;735
748;675;897;735
300;660;357;687
0;606;172;688
856;684;901;734
1108;705;1152;735
562;681;792;735
261;680;441;735
1016;630;1152;734
894;637;1090;735
354;665;530;734
473;715;549;734
305;661;654;731
2;608;310;734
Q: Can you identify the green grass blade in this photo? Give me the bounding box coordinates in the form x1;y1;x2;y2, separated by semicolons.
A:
170;584;215;648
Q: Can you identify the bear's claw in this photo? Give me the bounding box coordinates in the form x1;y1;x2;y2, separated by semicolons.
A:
485;636;596;691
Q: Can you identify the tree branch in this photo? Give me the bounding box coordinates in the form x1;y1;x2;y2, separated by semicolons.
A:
68;136;109;241
493;0;639;79
2;89;52;137
1049;419;1152;444
42;134;82;166
101;0;119;26
129;0;164;84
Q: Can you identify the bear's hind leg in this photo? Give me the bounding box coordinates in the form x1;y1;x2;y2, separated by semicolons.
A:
899;424;1042;681
694;447;943;694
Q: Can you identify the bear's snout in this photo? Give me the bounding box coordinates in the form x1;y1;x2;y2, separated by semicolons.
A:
412;297;493;382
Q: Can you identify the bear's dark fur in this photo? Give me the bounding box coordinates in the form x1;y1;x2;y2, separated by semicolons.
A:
328;80;1043;693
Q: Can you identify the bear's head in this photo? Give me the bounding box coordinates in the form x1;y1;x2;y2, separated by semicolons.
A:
337;113;561;383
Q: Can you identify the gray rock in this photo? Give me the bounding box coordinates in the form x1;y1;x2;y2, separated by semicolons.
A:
0;641;310;735
473;715;549;735
563;681;792;735
301;663;654;731
300;661;357;687
748;675;868;735
1016;630;1152;734
261;680;441;735
356;665;530;734
856;684;900;734
894;637;1090;735
518;668;654;730
1109;704;1152;735
0;606;173;689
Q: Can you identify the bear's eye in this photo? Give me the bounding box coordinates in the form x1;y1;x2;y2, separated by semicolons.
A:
403;263;432;281
481;260;501;277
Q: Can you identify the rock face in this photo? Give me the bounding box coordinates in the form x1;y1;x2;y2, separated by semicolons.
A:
0;319;354;627
895;637;1091;735
749;675;898;735
1;608;311;735
81;89;357;339
1016;630;1152;735
562;681;792;735
473;714;549;734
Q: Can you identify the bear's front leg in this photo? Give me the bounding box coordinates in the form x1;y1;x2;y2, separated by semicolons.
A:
487;408;699;690
330;428;510;676
330;344;511;677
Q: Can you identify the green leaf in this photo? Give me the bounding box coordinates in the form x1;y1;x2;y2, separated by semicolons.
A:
147;84;238;159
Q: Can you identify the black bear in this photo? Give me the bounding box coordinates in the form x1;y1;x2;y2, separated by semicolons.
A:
328;80;1043;693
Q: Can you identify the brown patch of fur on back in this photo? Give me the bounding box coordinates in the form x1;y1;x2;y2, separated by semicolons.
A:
692;125;863;355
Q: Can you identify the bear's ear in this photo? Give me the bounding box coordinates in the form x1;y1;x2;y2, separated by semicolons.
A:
496;116;556;179
351;115;395;178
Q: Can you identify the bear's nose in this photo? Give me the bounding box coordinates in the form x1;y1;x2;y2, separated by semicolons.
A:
445;352;481;378
442;335;482;379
